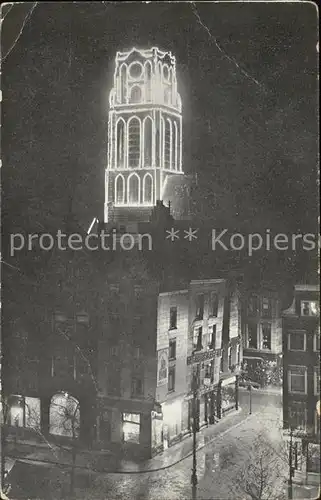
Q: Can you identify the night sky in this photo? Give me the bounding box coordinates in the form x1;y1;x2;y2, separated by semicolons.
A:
2;2;319;236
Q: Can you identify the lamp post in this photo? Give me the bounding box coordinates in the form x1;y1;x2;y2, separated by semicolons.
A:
288;426;294;500
247;384;252;415
191;368;198;500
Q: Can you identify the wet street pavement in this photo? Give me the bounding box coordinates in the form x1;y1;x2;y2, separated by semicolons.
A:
6;390;286;499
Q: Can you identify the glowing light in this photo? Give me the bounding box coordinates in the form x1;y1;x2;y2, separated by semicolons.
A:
105;47;184;221
162;400;182;426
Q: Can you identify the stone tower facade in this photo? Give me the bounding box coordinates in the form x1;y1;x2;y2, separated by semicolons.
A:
104;47;184;225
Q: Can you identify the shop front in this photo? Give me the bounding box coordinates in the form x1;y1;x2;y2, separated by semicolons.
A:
217;375;238;419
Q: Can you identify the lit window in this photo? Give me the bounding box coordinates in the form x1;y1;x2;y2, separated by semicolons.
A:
122;413;140;444
115;175;125;204
169;306;177;329
262;323;271;350
116;119;126;167
164;118;172;169
130;85;142;104
247;324;257;349
169;340;176;360
143;117;153;167
262;297;272;318
193;326;203;351
314;367;320;396
128;118;140;168
128;173;140;204
143;173;153;204
288;331;306;351
208;324;216;349
301;301;319;317
288;366;307;394
168;366;175;392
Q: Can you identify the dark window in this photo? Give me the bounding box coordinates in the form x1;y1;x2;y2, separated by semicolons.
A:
211;292;219;317
193;327;203;351
196;294;204;320
289;401;307;430
143;118;153;167
289;366;307;394
288;332;306;351
169;340;176;360
170;307;177;329
116;175;125;204
248;296;258;316
168;366;175;392
220;351;224;372
208;324;216;349
128;174;139;204
247;324;258;349
262;323;271;350
262;297;272;318
204;361;214;382
131;377;143;398
117;120;125;167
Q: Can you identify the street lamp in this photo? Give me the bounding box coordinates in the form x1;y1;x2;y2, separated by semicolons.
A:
287;426;294;500
191;368;198;500
247;384;252;415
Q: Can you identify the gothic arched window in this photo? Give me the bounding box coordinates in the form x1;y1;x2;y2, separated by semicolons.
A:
164;118;172;169
173;121;178;171
128;117;141;168
130;85;142;104
143;117;153;167
128;173;140;204
144;61;152;102
143;174;153;204
119;64;127;103
115;174;125;204
116;119;125;167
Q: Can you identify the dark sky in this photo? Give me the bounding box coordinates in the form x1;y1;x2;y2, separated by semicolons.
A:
2;2;319;234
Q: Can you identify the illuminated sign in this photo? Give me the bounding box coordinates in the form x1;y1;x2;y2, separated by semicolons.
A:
104;47;184;222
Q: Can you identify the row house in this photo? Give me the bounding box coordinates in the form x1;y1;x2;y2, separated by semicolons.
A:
282;283;320;487
242;285;282;375
97;273;243;459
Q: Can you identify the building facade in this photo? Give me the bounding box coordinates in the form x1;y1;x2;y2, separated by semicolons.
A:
241;285;283;384
97;274;243;459
282;284;320;487
105;47;185;225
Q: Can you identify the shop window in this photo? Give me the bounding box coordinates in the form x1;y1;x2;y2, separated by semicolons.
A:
122;413;140;444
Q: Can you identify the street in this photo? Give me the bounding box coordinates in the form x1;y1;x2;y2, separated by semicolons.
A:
6;389;286;499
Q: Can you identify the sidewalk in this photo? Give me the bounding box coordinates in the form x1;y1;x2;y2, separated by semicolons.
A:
6;408;248;474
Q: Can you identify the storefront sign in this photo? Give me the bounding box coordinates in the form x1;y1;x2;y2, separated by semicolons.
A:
187;349;222;365
157;348;168;386
221;375;236;387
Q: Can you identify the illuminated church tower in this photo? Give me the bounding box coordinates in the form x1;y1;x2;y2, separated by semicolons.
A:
104;47;184;225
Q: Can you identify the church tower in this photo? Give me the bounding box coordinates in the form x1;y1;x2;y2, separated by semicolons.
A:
104;47;184;225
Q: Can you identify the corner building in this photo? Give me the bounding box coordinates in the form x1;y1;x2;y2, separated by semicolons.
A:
105;47;184;226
